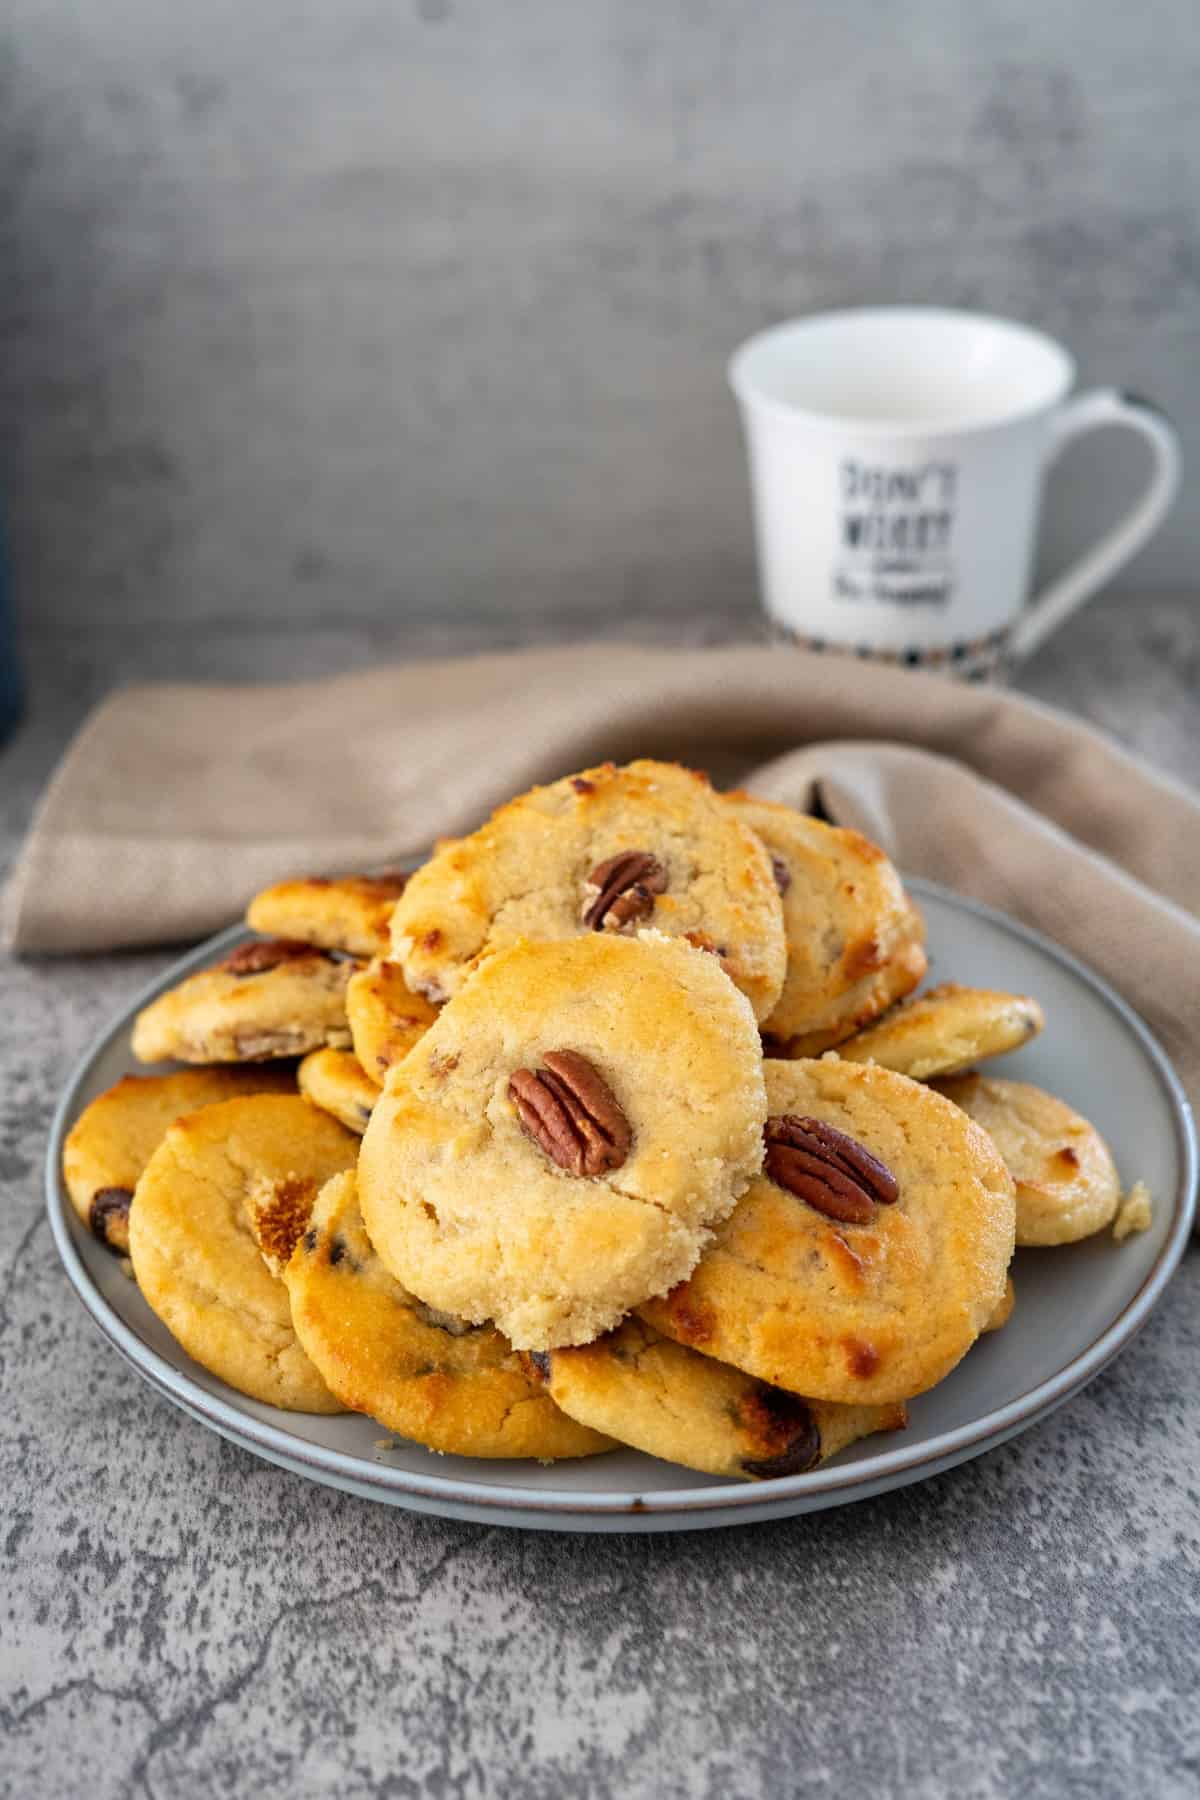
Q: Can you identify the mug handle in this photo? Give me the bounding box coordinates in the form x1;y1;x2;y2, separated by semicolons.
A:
1011;388;1181;660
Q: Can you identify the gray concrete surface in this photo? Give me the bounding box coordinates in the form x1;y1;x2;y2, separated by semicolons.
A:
2;0;1200;643
2;601;1198;1799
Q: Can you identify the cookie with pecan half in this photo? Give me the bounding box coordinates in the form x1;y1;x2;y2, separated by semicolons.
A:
357;934;768;1349
837;983;1044;1081
128;1094;358;1410
298;1048;380;1135
388;760;787;1022
725;793;927;1056
930;1075;1120;1246
132;938;363;1063
246;870;409;957
637;1058;1014;1404
62;1065;296;1254
280;1171;614;1460
526;1317;906;1482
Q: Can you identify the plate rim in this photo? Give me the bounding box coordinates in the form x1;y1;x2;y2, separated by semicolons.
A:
45;876;1197;1522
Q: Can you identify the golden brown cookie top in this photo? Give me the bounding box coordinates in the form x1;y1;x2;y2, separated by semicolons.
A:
357;932;768;1349
727;793;926;1055
346;957;439;1080
529;1316;907;1481
837;983;1044;1080
931;1074;1119;1246
62;1065;296;1253
297;1048;380;1136
131;940;361;1064
282;1172;614;1460
638;1057;1015;1404
128;1094;358;1411
246;871;410;957
388;760;788;1022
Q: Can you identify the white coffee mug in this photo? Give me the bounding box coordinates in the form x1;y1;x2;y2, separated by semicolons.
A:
729;308;1180;678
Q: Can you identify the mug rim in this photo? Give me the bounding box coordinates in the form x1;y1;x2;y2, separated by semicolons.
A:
728;305;1076;437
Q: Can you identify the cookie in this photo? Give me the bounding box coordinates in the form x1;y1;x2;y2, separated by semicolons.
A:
727;794;927;1056
358;933;768;1349
128;1094;358;1410
62;1066;296;1254
279;1172;614;1460
528;1318;906;1481
984;1276;1015;1333
638;1057;1015;1404
297;1049;380;1135
132;938;361;1064
346;957;439;1081
388;759;788;1022
837;983;1044;1081
930;1075;1120;1246
246;870;409;957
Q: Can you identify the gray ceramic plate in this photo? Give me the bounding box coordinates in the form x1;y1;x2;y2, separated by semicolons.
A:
46;878;1195;1533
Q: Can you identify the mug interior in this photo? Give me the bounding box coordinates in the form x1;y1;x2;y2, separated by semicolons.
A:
730;308;1073;430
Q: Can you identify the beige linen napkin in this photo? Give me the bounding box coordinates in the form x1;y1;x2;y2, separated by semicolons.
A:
6;642;1199;1114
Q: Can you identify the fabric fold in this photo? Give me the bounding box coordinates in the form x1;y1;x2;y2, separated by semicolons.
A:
4;641;1198;1116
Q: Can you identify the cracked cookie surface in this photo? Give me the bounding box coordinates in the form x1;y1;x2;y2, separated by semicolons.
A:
728;793;927;1055
931;1074;1120;1246
836;982;1043;1081
388;760;787;1022
346;956;439;1079
128;1094;358;1410
530;1316;906;1481
357;934;768;1349
246;870;409;956
283;1172;615;1459
638;1058;1015;1404
62;1065;296;1254
298;1048;380;1135
132;938;362;1063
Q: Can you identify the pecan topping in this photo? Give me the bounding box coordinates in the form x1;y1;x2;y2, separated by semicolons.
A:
221;937;322;977
581;851;667;931
764;1115;898;1225
89;1186;133;1252
509;1049;631;1177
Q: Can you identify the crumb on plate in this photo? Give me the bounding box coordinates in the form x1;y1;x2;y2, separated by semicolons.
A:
1113;1181;1152;1242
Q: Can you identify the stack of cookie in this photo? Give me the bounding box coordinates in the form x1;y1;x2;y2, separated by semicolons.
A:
64;760;1144;1480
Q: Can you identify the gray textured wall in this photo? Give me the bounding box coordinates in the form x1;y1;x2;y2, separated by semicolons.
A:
1;1;1197;639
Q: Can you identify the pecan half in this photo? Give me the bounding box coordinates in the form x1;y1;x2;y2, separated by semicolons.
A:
221;937;324;977
764;1114;898;1224
89;1185;134;1252
509;1049;631;1177
581;851;667;931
